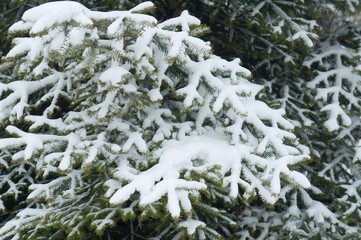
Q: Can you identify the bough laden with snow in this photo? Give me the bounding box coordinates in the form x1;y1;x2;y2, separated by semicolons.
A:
296;21;361;238
232;7;361;239
196;1;361;239
0;1;311;239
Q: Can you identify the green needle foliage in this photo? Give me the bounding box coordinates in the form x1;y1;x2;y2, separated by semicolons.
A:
0;1;360;240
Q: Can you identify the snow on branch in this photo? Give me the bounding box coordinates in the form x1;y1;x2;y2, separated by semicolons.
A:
0;1;311;238
251;0;318;47
109;131;309;217
304;29;361;131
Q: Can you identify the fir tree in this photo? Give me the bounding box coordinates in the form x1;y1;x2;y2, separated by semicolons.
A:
1;0;361;239
0;1;311;239
182;1;361;239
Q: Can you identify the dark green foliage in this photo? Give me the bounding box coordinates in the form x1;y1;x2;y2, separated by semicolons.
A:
0;0;361;239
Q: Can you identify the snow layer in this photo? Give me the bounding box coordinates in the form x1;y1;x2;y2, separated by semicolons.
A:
21;1;91;34
109;131;310;217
